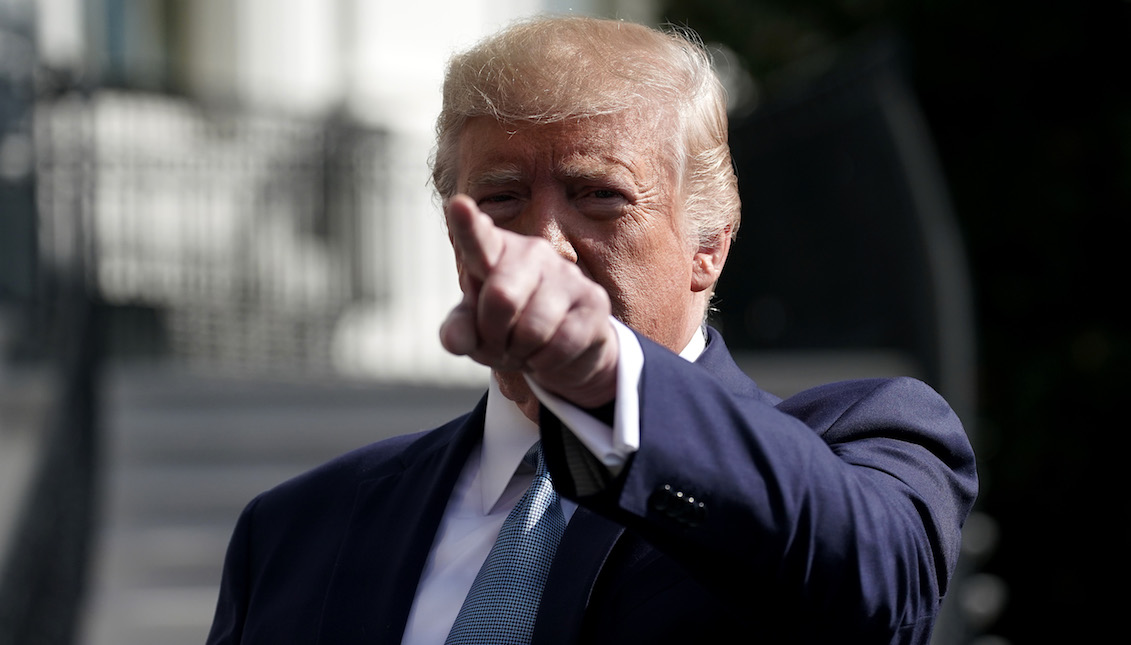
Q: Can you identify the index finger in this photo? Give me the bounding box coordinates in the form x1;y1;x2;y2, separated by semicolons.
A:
446;194;504;280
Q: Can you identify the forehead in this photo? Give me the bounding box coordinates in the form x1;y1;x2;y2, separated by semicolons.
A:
455;114;676;185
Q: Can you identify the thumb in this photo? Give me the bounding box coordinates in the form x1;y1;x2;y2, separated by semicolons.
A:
439;287;479;356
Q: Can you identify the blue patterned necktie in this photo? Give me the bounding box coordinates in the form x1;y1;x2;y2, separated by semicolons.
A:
445;442;565;645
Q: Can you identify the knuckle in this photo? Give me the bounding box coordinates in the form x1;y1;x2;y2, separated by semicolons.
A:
513;315;556;350
479;280;522;315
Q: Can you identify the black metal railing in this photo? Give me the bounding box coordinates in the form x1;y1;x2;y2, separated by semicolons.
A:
33;91;390;372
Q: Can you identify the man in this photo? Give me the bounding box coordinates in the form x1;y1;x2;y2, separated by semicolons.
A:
207;15;977;645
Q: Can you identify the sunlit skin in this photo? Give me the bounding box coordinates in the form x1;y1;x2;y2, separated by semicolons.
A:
439;112;731;422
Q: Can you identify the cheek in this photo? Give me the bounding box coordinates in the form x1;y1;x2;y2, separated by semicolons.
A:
586;230;690;313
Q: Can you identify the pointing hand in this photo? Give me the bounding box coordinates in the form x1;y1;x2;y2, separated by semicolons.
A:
440;195;618;409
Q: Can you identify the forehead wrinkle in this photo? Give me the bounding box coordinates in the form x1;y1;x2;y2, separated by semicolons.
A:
555;152;632;182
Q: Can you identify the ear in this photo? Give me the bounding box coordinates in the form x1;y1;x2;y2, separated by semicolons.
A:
690;226;732;293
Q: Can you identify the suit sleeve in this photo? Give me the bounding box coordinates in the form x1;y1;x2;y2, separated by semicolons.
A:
539;331;978;642
206;496;261;645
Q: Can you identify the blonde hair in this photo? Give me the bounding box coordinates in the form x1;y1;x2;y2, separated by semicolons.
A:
430;15;740;246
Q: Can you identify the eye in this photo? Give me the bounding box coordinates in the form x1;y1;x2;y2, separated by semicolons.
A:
590;188;621;199
576;186;629;221
478;193;515;205
475;193;523;222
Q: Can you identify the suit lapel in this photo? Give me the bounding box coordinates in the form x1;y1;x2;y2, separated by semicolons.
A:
316;396;487;644
532;507;624;645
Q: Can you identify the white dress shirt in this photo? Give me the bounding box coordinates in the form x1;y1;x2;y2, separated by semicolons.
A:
401;320;705;644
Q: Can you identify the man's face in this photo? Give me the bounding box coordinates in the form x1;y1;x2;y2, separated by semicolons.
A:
454;112;709;355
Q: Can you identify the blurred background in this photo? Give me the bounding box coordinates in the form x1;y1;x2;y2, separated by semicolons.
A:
0;0;1125;644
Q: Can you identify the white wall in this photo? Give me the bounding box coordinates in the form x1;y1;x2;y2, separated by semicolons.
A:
328;0;540;383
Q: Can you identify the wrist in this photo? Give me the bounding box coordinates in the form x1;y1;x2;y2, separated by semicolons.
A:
532;320;619;409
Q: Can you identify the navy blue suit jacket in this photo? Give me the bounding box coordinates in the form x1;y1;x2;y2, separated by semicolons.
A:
207;328;977;644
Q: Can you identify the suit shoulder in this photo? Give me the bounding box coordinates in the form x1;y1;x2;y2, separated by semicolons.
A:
287;428;428;488
778;375;963;436
252;408;473;516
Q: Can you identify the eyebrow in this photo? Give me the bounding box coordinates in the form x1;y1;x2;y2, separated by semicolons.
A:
464;164;525;188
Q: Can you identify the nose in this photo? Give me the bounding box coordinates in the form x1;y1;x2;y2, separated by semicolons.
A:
519;192;578;264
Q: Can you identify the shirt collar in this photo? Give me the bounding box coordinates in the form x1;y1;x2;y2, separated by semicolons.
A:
480;374;541;514
679;324;708;362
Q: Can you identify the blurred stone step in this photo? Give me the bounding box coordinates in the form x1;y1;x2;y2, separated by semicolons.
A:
80;362;487;645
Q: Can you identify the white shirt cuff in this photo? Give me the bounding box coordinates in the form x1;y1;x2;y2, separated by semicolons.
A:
524;317;642;474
